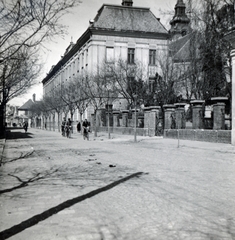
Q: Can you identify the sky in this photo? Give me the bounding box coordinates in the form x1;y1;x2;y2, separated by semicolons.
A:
10;0;177;106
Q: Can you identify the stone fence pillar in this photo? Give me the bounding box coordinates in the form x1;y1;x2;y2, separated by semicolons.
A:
163;105;176;129
190;100;205;129
144;107;151;129
131;109;139;128
113;111;120;127
105;104;113;127
121;110;129;127
174;103;186;129
150;106;161;136
138;115;144;128
211;97;228;130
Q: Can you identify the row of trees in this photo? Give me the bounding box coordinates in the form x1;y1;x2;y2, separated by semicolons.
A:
0;0;81;136
32;59;163;136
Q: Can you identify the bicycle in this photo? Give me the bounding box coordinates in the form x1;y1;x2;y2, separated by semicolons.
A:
83;126;89;140
65;125;72;138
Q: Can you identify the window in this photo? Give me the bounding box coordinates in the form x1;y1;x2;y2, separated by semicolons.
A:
128;48;135;64
149;49;156;65
106;47;114;62
149;78;155;93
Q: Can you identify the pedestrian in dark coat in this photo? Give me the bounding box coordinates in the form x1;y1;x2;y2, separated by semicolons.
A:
23;121;28;133
77;121;81;133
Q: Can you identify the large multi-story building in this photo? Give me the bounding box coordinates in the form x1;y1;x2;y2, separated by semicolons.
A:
42;0;170;123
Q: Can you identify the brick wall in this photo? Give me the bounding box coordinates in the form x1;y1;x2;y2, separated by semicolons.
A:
164;129;231;144
97;126;149;136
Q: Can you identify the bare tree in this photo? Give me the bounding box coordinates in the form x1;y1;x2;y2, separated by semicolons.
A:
72;76;89;127
82;71;117;137
0;0;81;136
43;90;65;131
0;47;42;103
0;0;81;63
60;81;77;122
106;59;146;108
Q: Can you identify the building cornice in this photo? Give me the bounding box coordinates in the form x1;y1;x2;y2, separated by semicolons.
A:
90;28;169;40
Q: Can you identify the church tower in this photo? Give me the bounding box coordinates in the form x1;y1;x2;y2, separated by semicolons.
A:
169;0;191;40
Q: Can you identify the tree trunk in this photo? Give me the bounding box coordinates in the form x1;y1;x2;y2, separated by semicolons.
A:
94;109;98;137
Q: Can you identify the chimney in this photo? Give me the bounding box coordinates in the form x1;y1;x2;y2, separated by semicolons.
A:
33;93;36;102
122;0;133;6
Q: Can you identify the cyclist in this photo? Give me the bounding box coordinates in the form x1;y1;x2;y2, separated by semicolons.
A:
82;119;89;140
61;117;66;137
66;118;72;138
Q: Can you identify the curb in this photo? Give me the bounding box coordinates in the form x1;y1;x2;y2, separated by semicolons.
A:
0;138;6;166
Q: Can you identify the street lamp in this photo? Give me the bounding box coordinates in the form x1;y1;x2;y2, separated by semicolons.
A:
106;89;112;140
133;93;137;142
223;1;235;145
107;103;111;139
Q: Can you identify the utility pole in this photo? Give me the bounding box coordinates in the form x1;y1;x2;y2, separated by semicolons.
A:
133;93;137;142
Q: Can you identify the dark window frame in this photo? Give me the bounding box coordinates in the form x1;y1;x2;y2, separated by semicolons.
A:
128;48;135;64
149;49;156;65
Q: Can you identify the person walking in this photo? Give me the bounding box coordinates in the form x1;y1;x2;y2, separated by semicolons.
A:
61;117;66;136
65;118;73;138
82;119;89;140
77;121;81;133
23;121;28;133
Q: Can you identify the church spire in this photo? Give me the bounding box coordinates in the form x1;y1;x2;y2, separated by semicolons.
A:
169;0;191;40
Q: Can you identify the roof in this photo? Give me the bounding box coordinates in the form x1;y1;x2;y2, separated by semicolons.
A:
169;31;200;62
18;99;34;111
93;4;168;34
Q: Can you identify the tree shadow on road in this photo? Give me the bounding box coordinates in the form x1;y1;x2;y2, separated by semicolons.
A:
6;130;33;140
0;172;143;240
0;168;59;195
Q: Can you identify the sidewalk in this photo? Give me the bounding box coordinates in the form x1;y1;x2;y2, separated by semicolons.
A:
94;130;235;153
1;128;235;240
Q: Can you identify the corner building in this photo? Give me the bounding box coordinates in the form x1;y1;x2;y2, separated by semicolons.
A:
42;0;169;125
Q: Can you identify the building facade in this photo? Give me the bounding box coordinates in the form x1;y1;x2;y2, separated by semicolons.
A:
42;0;169;127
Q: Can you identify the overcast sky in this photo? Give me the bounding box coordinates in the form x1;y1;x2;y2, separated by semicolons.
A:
11;0;177;106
